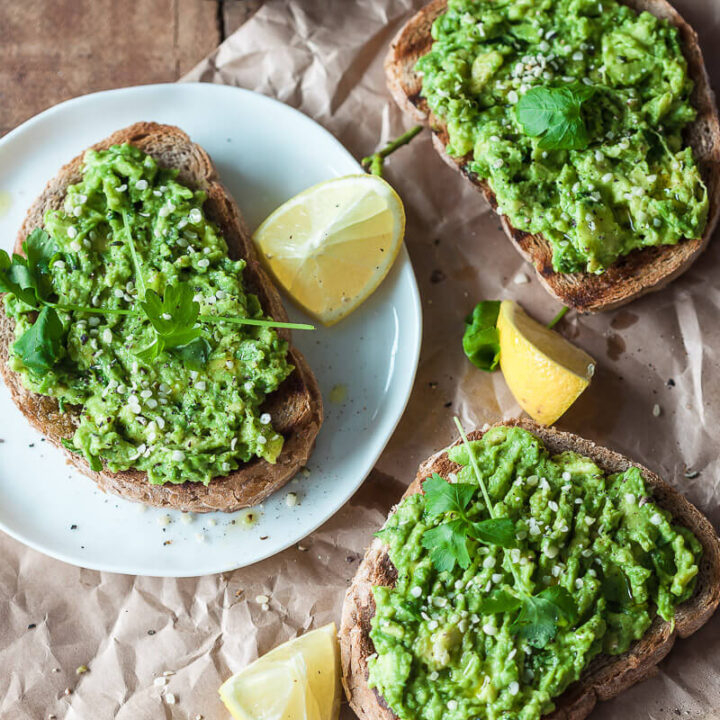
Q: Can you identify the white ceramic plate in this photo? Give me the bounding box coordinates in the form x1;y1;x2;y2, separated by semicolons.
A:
0;83;421;576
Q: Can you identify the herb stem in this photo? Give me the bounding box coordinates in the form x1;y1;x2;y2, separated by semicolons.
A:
122;210;147;300
198;314;315;331
547;306;569;330
50;302;137;317
361;125;423;177
45;299;315;330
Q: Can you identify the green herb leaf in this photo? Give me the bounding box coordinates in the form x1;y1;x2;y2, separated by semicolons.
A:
511;586;577;648
0;230;60;308
478;588;523;615
13;306;65;373
176;336;211;370
139;283;202;351
421;519;472;572
134;338;163;364
0;251;40;307
470;517;517;548
462;301;501;371
515;84;596;151
421;473;517;573
423;473;476;516
23;229;60;299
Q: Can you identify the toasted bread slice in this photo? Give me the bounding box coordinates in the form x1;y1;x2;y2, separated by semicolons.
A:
0;122;323;513
340;418;720;720
385;0;720;312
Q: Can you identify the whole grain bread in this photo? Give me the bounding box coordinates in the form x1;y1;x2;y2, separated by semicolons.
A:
385;0;720;312
0;122;323;513
340;418;720;720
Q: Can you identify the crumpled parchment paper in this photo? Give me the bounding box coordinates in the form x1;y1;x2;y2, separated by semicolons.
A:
3;0;720;718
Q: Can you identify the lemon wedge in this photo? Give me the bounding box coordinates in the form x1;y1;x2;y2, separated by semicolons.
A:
497;300;594;425
219;622;341;720
253;175;405;326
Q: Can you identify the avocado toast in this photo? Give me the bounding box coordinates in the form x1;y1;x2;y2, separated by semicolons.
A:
340;419;720;720
385;0;720;312
0;122;323;513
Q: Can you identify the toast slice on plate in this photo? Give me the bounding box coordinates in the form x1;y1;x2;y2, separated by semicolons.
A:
385;0;720;312
0;122;323;513
340;418;720;720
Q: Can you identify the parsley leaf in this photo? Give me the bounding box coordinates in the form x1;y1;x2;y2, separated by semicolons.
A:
421;519;471;573
24;229;60;299
511;586;577;648
478;588;523;614
423;472;476;516
421;473;516;572
13;306;65;373
516;84;596;151
0;250;37;307
138;283;202;360
0;230;60;308
463;301;500;371
470;517;516;548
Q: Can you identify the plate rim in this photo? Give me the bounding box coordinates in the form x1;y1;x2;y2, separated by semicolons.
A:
0;82;423;576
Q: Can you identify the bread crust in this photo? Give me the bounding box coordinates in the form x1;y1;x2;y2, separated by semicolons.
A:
0;122;323;513
340;418;720;720
385;0;720;312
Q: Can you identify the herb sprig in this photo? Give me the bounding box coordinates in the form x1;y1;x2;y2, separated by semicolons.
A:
439;418;578;649
515;84;596;151
0;230;314;374
421;473;516;572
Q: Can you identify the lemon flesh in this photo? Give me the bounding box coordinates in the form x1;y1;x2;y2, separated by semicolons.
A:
497;300;595;425
253;175;405;326
219;623;340;720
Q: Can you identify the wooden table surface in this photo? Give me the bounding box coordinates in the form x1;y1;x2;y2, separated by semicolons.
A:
0;0;263;137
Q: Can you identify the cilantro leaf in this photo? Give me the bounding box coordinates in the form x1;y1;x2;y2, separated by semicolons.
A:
478;588;522;614
463;301;500;371
13;306;65;373
421;519;471;572
470;517;517;548
422;473;476;516
511;586;578;648
516;84;596;151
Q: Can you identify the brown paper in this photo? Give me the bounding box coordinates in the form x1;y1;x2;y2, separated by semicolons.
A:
3;0;720;718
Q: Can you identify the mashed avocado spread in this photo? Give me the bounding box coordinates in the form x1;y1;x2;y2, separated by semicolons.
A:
417;0;708;273
368;426;701;720
5;144;294;485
